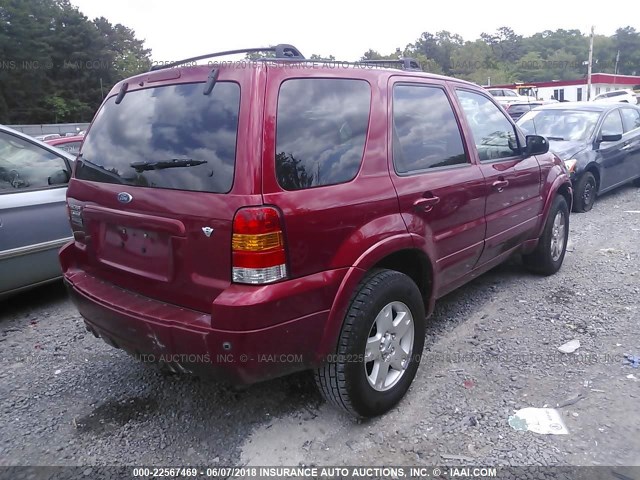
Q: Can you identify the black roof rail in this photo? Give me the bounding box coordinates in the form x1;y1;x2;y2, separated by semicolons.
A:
149;44;305;71
355;58;423;72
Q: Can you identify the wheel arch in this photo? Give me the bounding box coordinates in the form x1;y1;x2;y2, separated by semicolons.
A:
538;174;573;237
315;237;436;362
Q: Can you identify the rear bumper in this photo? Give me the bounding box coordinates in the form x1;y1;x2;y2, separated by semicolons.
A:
62;250;345;385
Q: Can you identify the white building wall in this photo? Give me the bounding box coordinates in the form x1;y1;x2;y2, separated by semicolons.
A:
536;83;630;102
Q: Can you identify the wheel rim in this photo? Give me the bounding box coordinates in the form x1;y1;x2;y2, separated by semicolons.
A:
364;301;414;392
583;179;595;207
550;210;566;262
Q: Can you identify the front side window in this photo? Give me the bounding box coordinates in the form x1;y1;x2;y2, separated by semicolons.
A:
76;82;240;193
392;84;468;173
456;90;520;161
276;78;370;191
504;90;518;97
0;132;69;192
601;110;623;137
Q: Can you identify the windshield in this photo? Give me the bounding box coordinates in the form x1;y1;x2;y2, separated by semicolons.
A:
517;109;600;141
75;82;240;193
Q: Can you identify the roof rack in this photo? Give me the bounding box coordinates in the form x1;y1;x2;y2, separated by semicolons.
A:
149;44;305;71
355;58;423;72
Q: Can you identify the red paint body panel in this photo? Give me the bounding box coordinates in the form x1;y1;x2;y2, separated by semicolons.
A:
61;61;572;385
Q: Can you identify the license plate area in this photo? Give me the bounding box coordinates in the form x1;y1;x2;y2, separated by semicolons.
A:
97;224;172;281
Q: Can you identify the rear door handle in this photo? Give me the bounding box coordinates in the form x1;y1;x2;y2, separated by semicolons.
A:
492;179;509;192
413;196;440;212
622;141;632;150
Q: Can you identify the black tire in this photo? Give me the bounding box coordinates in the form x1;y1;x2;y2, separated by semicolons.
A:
523;195;570;276
573;172;597;213
314;269;426;418
633;177;640;187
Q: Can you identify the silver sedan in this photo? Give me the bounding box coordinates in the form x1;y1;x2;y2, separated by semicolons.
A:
0;125;76;299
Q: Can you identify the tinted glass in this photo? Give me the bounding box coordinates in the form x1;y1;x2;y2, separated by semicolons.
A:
488;90;502;97
456;90;520;161
393;85;468;173
76;82;240;193
503;90;518;97
621;108;640;132
276;79;370;190
517;109;600;141
0;132;69;192
601;110;623;136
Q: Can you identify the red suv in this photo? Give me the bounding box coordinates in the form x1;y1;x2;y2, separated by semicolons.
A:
60;45;572;418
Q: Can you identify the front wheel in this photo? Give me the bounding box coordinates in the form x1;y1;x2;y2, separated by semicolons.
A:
314;269;426;418
523;195;570;276
573;172;597;212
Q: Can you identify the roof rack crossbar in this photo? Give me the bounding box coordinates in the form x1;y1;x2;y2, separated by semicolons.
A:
149;44;305;71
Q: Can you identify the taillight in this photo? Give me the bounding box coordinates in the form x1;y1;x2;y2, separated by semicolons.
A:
232;206;288;284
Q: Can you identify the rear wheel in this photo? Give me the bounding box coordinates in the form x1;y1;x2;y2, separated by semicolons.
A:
523;195;569;276
573;172;597;213
314;269;425;418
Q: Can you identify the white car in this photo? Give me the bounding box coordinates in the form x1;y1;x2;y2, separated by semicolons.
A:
486;88;537;107
592;89;638;104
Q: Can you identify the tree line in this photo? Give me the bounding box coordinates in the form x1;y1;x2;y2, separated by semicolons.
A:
0;0;150;124
1;0;639;124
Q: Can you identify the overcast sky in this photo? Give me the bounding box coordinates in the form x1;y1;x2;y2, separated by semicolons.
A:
71;0;620;62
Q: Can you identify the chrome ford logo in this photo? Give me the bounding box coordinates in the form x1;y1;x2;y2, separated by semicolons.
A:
117;192;133;204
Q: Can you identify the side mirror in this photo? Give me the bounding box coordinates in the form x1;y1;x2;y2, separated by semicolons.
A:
48;169;70;185
525;135;549;156
600;133;622;142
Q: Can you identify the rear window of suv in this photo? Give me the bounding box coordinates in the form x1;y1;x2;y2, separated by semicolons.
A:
75;82;240;193
275;78;370;190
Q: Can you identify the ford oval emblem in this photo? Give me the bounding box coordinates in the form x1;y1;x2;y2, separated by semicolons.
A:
117;192;133;204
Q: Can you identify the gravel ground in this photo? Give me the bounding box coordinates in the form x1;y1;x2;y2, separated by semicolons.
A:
1;184;639;469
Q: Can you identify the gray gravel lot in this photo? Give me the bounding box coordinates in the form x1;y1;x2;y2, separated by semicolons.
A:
1;185;639;469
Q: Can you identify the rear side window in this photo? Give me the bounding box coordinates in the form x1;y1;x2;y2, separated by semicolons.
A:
392;85;468;173
76;82;240;193
601;110;623;136
621;108;640;132
276;78;370;191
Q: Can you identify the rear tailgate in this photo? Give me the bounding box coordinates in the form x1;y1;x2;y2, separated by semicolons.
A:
66;65;265;313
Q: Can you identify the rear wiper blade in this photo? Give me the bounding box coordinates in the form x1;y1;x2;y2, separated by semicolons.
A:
130;158;208;172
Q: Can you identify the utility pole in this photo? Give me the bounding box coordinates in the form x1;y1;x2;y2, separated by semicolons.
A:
586;26;594;100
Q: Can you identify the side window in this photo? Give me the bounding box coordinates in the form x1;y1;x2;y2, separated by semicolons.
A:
456;90;520;161
0;132;69;192
489;90;501;97
276;78;370;191
621;109;640;132
504;90;517;97
392;84;468;174
601;110;624;137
